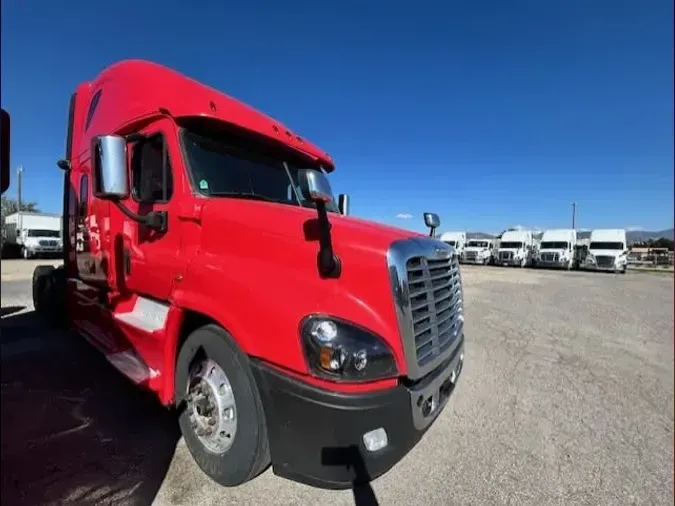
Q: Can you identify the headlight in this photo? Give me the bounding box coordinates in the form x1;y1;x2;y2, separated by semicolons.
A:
300;316;398;382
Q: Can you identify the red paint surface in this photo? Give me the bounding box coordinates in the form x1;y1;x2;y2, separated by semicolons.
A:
65;59;421;404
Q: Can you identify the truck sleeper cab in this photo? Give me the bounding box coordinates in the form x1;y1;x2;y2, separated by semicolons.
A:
440;231;467;263
582;229;628;274
463;239;495;265
537;229;578;270
33;60;466;490
496;230;536;267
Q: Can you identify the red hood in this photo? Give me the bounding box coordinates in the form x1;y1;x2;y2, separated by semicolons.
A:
177;199;420;377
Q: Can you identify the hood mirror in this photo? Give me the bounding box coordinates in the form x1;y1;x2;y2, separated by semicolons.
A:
424;212;440;237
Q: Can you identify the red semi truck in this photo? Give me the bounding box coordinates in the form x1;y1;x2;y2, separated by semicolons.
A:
1;108;9;194
31;60;466;489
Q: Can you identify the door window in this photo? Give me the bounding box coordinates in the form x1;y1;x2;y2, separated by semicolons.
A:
131;135;173;203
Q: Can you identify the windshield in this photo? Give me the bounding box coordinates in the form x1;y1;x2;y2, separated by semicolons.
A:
444;240;457;247
540;241;568;250
500;241;523;249
590;241;624;250
181;129;339;212
468;241;488;248
27;229;60;238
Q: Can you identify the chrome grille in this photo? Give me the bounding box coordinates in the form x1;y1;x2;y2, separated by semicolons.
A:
39;240;59;247
541;252;558;263
464;251;477;261
596;255;615;268
405;255;462;368
499;250;513;261
388;238;465;380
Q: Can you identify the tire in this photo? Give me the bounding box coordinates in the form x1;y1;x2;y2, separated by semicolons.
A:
175;324;270;487
33;265;67;326
23;248;31;260
520;257;527;268
32;265;55;313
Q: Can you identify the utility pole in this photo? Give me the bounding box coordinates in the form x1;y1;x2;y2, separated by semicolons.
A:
17;165;23;232
571;202;577;229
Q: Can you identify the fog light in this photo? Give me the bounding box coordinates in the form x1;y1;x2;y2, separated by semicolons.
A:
363;428;388;452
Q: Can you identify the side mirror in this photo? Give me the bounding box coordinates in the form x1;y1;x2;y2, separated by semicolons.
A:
298;169;334;204
297;169;340;278
423;212;440;237
1;108;10;194
338;194;350;216
91;135;129;199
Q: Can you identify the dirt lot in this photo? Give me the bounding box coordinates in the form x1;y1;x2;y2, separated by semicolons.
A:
1;260;673;506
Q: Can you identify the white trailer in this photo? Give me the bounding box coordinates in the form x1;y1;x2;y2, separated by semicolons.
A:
496;229;536;267
440;231;467;262
581;229;628;273
463;238;496;265
2;211;63;259
536;229;578;269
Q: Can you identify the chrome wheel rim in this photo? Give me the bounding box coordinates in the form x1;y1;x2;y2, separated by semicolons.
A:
186;358;237;454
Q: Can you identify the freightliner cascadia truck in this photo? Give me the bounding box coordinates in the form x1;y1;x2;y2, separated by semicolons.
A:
31;60;466;489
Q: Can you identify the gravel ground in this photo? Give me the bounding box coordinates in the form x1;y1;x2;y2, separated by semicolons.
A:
1;260;673;506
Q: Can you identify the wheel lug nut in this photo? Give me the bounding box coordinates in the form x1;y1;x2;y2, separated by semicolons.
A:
223;408;233;420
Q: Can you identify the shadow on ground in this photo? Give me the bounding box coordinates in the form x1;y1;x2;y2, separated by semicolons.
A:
0;309;181;506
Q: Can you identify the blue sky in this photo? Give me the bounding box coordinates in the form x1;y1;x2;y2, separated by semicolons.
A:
1;0;673;234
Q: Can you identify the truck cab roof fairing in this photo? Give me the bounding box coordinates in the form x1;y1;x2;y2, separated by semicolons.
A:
81;59;335;171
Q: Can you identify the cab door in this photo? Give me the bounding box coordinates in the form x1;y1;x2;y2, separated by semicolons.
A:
113;121;185;301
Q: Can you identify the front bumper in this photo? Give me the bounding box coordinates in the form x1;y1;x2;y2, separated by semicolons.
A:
582;264;618;271
464;255;489;264
498;257;522;266
537;259;569;268
250;336;465;489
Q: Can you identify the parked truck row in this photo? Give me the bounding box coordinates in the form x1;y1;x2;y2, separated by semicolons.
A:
440;228;629;274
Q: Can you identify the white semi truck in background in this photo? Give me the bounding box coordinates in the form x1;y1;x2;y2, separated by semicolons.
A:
537;229;578;270
440;231;467;262
463;238;496;265
2;211;63;259
581;229;628;273
496;229;536;267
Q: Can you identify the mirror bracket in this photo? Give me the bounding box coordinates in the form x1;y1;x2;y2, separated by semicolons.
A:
315;200;341;278
298;169;341;278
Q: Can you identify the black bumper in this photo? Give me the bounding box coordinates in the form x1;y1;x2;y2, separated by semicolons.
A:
250;336;465;490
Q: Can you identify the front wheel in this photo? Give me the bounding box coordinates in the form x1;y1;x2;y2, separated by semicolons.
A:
175;324;270;487
520;257;527;268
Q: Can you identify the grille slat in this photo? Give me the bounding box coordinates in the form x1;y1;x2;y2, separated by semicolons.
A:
596;255;615;268
541;252;559;263
405;253;463;368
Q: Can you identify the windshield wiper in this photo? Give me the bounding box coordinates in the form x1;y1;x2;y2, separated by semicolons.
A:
207;192;289;204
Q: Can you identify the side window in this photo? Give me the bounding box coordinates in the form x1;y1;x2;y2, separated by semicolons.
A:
131;135;173;203
84;90;102;133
